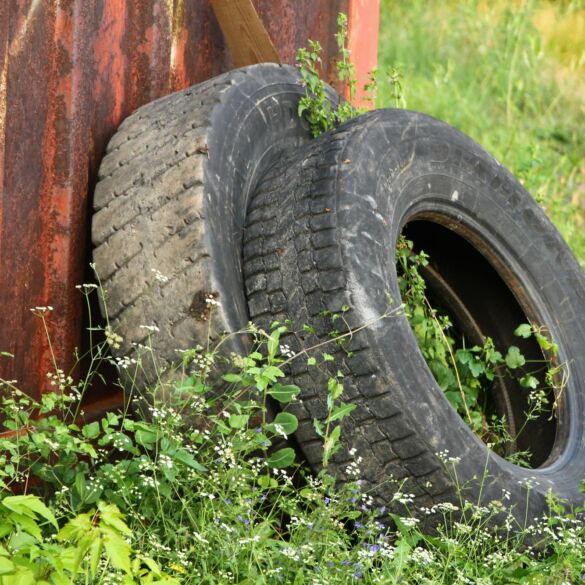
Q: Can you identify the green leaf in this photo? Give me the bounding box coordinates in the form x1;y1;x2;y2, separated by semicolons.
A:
268;412;298;435
89;533;103;578
101;525;132;574
262;366;285;381
228;414;249;429
98;502;132;536
173;449;207;472
2;495;58;529
307;357;317;366
135;429;158;449
57;512;93;542
468;359;485;378
82;421;100;440
535;332;557;355
327;402;356;423
313;418;324;438
266;384;301;404
222;373;242;383
520;375;539;389
0;556;15;575
505;346;526;369
514;323;533;338
267;448;296;469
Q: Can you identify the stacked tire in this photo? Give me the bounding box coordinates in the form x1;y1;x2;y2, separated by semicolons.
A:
93;64;585;529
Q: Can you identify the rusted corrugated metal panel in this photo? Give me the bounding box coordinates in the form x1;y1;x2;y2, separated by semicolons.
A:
0;0;378;410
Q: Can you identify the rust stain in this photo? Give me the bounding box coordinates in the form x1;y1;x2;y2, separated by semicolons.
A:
0;0;379;414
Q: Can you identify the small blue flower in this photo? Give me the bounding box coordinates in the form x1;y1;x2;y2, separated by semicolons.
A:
224;498;232;504
342;559;350;566
355;522;363;528
354;570;363;579
255;427;262;433
328;561;335;568
324;497;330;505
379;505;386;514
369;544;380;553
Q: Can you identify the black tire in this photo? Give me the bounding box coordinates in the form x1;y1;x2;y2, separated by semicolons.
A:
243;109;585;526
92;64;337;386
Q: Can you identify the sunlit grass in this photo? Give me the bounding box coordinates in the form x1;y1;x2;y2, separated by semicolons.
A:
378;0;585;264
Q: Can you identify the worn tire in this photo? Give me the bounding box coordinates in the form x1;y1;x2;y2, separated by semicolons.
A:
92;64;337;387
243;109;585;526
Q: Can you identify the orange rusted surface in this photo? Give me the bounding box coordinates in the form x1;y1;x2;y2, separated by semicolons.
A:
0;0;379;413
349;0;380;107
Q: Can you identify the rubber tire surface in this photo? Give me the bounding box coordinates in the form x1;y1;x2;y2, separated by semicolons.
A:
243;109;585;526
92;64;336;386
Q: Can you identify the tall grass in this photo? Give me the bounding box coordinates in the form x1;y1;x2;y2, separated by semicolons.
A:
378;0;585;264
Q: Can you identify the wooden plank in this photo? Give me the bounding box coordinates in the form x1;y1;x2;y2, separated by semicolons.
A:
209;0;280;66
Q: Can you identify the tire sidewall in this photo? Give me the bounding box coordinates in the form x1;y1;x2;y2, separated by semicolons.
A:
335;109;585;516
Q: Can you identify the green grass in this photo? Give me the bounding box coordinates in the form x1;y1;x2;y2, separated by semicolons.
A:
377;0;585;264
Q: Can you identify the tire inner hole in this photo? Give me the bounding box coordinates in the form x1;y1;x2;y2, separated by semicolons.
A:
401;219;557;468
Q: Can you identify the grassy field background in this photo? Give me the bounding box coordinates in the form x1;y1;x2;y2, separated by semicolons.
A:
377;0;585;265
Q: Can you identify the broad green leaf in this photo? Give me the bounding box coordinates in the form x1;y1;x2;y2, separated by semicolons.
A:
222;373;242;383
89;534;103;578
505;346;526;369
98;502;132;536
101;525;132;574
262;366;285;382
228;414;249;429
135;429;158;449
520;375;539;389
82;421;100;440
267;448;296;469
2;495;58;529
0;556;15;575
266;384;300;404
267;412;298;435
57;512;93;542
173;449;207;472
514;323;533;338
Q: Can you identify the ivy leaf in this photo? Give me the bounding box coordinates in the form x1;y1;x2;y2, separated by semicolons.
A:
267;448;296;469
468;359;485;378
514;323;533;338
520;375;539;389
262;366;285;382
505;346;526;369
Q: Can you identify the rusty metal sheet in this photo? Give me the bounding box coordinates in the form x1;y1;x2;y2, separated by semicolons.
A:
0;0;379;412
